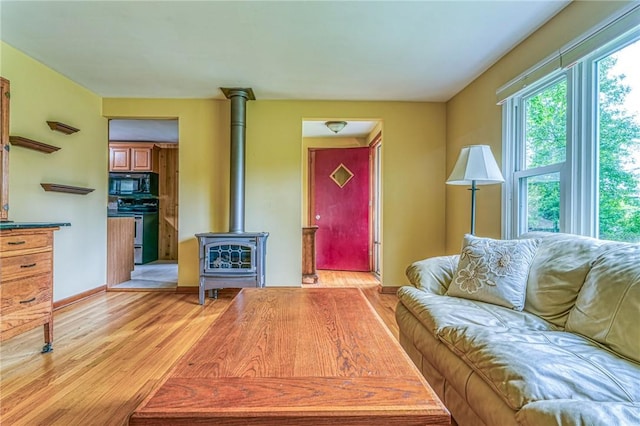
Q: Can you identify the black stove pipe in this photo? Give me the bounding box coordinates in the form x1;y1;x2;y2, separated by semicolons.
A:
221;87;255;233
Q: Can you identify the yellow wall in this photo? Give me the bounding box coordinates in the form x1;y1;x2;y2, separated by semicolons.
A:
1;42;107;301
445;1;633;253
248;101;446;286
104;99;446;287
102;98;229;287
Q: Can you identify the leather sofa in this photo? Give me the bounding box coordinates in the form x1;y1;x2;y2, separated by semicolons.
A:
396;232;639;425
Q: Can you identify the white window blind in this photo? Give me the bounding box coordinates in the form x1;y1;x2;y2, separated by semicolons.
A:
496;4;639;105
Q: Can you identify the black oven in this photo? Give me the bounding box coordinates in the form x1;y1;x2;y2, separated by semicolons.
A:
117;198;159;265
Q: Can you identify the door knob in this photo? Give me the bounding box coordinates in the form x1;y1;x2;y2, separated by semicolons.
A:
315;215;321;220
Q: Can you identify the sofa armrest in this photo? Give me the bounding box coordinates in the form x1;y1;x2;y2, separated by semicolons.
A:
405;254;459;295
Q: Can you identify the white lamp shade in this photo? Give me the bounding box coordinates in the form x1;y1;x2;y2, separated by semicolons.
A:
446;145;504;185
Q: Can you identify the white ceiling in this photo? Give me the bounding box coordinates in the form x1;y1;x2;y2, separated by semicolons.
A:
1;1;570;103
109;119;179;143
108;118;377;141
303;120;378;138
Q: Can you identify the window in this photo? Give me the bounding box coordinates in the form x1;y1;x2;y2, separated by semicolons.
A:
524;79;567;169
525;172;561;233
503;26;640;243
515;78;567;235
595;39;640;242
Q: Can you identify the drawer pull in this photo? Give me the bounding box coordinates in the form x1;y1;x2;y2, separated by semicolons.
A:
20;297;36;304
7;240;27;245
20;263;37;269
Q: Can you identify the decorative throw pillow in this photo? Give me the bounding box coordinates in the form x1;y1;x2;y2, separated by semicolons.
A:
446;234;540;310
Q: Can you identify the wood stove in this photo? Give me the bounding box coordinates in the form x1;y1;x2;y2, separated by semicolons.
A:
196;87;268;304
196;232;268;304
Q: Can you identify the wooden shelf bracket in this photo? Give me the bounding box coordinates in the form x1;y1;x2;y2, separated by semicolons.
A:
9;136;60;154
47;121;80;134
40;183;94;195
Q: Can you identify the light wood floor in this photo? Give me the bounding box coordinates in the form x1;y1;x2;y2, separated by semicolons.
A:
0;276;399;425
305;269;381;287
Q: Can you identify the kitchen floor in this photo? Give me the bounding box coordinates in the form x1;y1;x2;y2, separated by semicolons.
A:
111;260;177;291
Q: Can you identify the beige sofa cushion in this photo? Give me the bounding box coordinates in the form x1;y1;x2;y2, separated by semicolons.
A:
566;243;640;363
516;400;640;426
522;232;608;327
397;286;559;337
436;327;640;411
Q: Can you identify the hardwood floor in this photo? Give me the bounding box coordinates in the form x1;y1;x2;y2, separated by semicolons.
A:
0;275;400;425
309;269;381;287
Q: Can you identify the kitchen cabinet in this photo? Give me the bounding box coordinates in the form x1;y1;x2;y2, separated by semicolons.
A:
107;217;134;286
157;145;178;260
0;225;63;353
109;143;157;172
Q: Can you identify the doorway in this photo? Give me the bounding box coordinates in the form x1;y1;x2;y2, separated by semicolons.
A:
302;120;382;286
107;118;179;291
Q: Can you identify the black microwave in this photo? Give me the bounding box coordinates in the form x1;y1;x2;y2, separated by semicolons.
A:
109;172;158;196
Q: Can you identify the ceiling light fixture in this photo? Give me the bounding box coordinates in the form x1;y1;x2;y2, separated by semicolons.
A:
325;121;347;134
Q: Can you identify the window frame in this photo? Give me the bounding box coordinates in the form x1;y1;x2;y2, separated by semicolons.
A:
503;73;571;238
587;30;640;240
502;26;640;241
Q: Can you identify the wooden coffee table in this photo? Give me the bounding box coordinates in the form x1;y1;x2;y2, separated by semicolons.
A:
129;288;450;425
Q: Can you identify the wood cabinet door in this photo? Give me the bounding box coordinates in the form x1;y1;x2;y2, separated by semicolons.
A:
110;147;131;171
107;217;134;286
131;147;152;171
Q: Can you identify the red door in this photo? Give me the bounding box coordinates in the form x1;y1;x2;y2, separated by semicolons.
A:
310;147;370;271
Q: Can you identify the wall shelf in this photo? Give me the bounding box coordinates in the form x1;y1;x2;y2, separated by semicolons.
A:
40;183;94;195
47;121;80;134
9;136;60;154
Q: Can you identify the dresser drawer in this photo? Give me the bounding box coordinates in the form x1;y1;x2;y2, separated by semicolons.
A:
0;231;52;255
1;274;52;334
0;252;53;282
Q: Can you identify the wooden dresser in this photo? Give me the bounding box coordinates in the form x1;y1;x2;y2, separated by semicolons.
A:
0;225;65;353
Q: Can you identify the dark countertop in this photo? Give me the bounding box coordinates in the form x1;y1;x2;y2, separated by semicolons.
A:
0;222;71;230
108;211;157;217
108;211;135;217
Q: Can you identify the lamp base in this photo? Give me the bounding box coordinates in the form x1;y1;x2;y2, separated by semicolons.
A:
468;180;478;235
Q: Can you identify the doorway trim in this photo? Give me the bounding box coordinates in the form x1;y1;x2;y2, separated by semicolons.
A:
369;131;382;278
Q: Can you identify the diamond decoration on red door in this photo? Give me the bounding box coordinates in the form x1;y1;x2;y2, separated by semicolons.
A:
330;163;354;188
